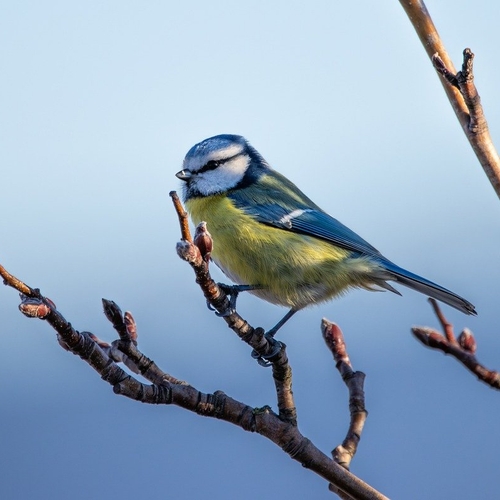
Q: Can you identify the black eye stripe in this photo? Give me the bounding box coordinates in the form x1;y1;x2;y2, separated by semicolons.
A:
198;159;220;173
198;153;241;174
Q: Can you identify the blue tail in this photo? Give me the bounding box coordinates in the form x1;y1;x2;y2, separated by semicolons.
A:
382;261;476;315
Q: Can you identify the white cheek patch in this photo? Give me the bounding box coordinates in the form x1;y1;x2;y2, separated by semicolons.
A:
194;154;250;195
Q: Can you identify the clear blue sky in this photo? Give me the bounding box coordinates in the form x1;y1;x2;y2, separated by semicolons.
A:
1;2;500;499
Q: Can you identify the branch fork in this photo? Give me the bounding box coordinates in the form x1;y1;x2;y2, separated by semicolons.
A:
412;299;500;389
432;49;484;134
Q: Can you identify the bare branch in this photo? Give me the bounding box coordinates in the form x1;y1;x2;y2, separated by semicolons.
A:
427;295;457;344
322;320;368;473
0;263;33;295
169;190;192;242
432;49;483;133
1;262;388;500
270;343;297;425
399;0;500;198
412;299;500;389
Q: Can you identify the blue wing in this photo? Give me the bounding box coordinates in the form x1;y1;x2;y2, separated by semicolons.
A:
228;171;382;259
228;171;476;315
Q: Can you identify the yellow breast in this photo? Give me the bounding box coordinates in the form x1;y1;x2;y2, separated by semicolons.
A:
186;194;378;309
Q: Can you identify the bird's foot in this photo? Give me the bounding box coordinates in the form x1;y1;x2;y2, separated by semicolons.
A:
206;283;260;317
251;334;283;368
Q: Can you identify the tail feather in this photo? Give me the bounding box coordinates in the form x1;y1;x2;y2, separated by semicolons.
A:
382;261;476;315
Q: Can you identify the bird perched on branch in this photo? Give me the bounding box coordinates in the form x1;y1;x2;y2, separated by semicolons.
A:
176;134;476;336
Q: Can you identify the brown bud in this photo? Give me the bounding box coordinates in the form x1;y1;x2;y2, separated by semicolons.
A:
102;299;123;325
124;311;137;341
193;221;213;263
18;296;52;319
321;319;351;366
458;328;477;354
176;240;202;263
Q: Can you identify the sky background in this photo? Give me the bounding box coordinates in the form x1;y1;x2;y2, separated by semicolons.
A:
1;1;500;499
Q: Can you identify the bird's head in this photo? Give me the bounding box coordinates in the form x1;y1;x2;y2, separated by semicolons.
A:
176;134;269;199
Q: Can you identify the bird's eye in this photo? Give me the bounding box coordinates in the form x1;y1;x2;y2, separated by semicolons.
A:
207;160;220;169
200;160;220;173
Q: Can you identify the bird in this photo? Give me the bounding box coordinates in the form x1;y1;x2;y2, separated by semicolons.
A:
176;134;476;337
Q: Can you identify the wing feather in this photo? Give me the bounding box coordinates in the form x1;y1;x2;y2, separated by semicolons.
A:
227;170;476;315
229;171;381;258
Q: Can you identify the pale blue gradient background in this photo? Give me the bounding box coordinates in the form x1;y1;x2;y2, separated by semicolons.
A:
1;2;500;499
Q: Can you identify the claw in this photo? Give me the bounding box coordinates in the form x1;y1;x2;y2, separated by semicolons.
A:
206;296;235;317
215;307;236;317
251;336;283;368
218;283;260;311
206;283;260;318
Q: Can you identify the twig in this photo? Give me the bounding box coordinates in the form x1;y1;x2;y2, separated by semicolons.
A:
100;300;188;385
412;299;500;389
427;296;456;344
0;263;33;295
169;191;192;242
1;263;388;500
322;320;368;474
271;344;297;425
432;49;483;134
399;0;500;198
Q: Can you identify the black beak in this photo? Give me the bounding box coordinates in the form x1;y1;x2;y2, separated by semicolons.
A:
176;169;192;181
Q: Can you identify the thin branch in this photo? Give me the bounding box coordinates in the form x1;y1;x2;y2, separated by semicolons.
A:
412;299;500;389
271;343;297;425
169;191;192;242
0;263;33;295
98;301;188;385
1;263;388;500
322;320;368;473
432;50;483;133
427;296;456;344
399;0;500;198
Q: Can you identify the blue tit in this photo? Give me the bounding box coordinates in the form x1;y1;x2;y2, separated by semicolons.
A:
176;134;476;335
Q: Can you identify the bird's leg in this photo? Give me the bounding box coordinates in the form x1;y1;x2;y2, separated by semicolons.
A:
251;308;298;367
266;308;298;338
206;283;261;317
